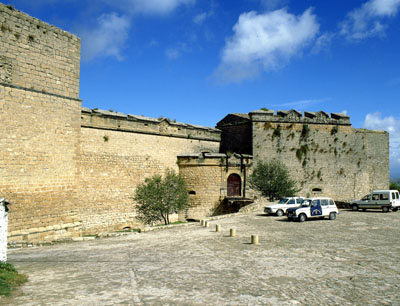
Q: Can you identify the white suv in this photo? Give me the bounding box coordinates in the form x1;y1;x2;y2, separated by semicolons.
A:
286;197;338;222
350;190;400;212
264;197;304;217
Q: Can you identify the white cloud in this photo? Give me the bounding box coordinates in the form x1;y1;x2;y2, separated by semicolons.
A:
79;13;130;61
270;98;330;108
78;0;195;61
193;12;207;24
312;32;335;54
102;0;195;15
340;0;400;40
363;112;400;177
260;0;288;11
214;8;319;83
165;43;189;60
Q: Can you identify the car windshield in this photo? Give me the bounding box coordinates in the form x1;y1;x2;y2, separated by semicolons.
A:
301;200;311;207
278;198;289;204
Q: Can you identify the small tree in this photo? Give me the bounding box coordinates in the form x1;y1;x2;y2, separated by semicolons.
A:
248;159;299;201
390;181;400;192
134;169;189;225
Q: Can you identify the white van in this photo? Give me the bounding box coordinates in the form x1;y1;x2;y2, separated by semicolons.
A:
350;190;400;212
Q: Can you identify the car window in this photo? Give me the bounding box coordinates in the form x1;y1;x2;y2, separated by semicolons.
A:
329;200;335;206
321;199;328;206
287;199;295;204
380;193;389;201
362;194;371;201
396;192;400;200
279;198;288;204
372;194;379;201
298;198;304;204
311;199;320;207
391;192;396;200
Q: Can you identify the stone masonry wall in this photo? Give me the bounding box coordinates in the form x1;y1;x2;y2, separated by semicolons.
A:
0;4;82;243
178;158;224;220
0;4;80;98
78;114;220;234
178;154;252;219
0;86;82;243
252;121;389;202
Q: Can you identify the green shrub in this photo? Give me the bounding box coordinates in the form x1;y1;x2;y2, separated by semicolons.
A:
248;159;299;201
0;262;28;296
134;169;189;225
390;181;400;192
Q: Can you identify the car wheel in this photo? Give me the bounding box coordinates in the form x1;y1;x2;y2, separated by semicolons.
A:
382;206;389;213
393;208;398;212
299;214;306;222
276;209;283;217
329;212;336;220
351;205;358;211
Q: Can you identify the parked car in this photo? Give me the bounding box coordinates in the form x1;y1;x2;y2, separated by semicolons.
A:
264;197;304;217
350;190;400;212
286;197;338;222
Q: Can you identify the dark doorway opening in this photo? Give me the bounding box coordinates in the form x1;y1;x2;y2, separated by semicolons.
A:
227;174;241;197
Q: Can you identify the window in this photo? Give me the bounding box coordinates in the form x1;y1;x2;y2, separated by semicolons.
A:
312;188;322;193
329;200;335;206
311;199;320;206
288;199;295;204
372;194;379;201
379;193;389;200
189;191;196;195
321;199;328;206
391;192;396;200
362;194;371;201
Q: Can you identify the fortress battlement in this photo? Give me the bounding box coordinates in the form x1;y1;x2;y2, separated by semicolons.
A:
81;107;221;142
249;109;351;126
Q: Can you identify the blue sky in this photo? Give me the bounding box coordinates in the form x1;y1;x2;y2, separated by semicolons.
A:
5;0;400;178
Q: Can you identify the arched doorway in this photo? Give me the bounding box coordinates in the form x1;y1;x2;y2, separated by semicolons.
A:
227;174;241;197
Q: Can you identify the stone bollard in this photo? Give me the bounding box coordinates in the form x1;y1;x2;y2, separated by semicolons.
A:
230;228;236;237
200;220;204;226
204;221;209;227
216;224;221;232
251;235;259;245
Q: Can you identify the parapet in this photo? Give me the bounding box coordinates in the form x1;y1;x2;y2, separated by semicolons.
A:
81;108;221;142
249;109;351;126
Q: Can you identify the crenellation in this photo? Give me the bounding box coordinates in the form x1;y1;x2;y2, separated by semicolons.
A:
249;109;352;126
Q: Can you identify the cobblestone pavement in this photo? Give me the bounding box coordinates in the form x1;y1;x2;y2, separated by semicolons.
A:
4;210;400;305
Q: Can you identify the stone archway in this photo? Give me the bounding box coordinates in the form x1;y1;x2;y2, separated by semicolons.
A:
227;174;241;197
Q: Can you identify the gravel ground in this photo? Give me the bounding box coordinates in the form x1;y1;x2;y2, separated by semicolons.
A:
3;209;400;305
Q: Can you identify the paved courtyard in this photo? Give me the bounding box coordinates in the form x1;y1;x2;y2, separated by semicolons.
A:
4;209;400;305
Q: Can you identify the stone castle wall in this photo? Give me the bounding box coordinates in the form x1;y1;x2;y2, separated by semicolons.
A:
78;110;220;234
0;4;390;243
177;153;252;219
0;5;80;98
250;110;389;202
0;4;82;242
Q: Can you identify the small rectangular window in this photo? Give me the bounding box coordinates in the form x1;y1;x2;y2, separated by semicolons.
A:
329;200;335;206
380;193;389;200
321;199;328;206
372;194;379;201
